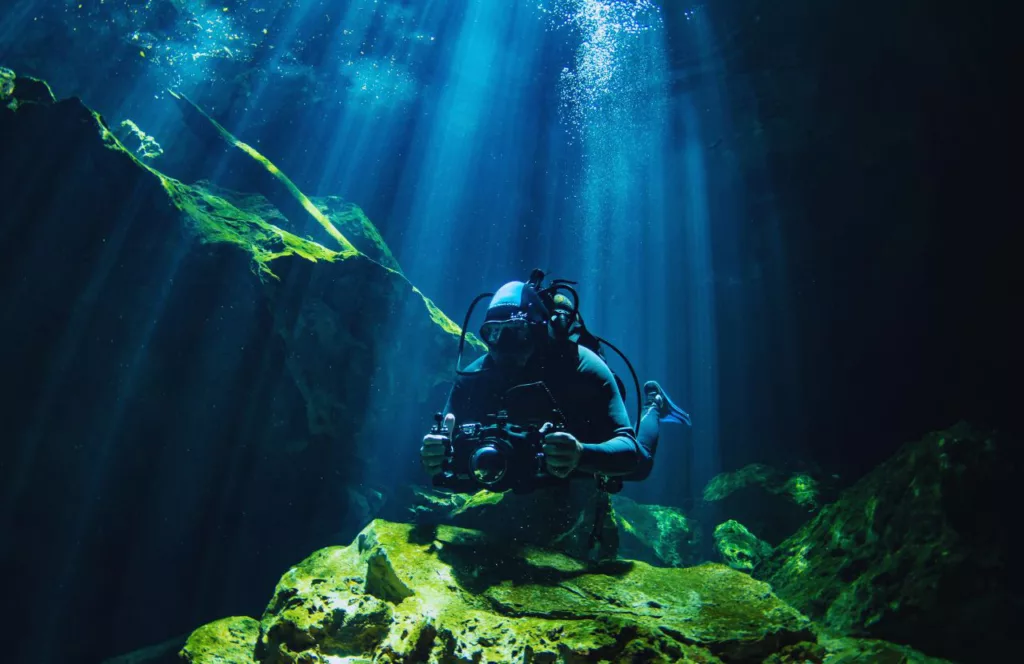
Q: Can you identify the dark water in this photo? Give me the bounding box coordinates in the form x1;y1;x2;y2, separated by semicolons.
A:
0;1;1017;662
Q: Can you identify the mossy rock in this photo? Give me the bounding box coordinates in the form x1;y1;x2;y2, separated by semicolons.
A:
180;617;260;664
2;66;57;110
191;182;403;274
763;638;954;664
401;488;704;568
314;195;402;273
100;633;188;664
818;637;955;663
0;74;491;663
713;519;773;572
702;463;824;546
184;519;816;663
761;423;1015;662
612;494;702;567
0;67;13;102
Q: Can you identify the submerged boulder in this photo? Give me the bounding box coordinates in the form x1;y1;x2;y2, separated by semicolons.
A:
763;638;953;664
761;423;1017;662
387;486;704;567
187;519;813;663
0;67;482;663
0;66;55;109
194;181;402;273
714;519;773;572
702;463;826;546
181;617;260;664
100;633;189;664
612;494;703;567
0;66;13;102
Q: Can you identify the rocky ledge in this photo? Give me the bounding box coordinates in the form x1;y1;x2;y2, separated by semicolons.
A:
181;519;955;664
761;423;1016;662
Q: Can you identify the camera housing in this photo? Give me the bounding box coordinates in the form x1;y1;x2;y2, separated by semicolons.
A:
431;410;568;494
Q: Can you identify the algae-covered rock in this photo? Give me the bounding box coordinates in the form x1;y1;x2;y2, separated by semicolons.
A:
703;463;824;545
190;519;814;663
192;182;402;274
818;637;955;663
382;483;617;561
763;637;954;664
762;423;1016;662
0;67;482;663
394;487;702;567
714;519;773;572
314;195;402;273
100;633;188;664
612;494;702;567
0;67;13;102
119;119;164;159
1;67;55;109
180;617;260;664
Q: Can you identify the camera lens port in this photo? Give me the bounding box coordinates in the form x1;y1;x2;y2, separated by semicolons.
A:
470;444;507;485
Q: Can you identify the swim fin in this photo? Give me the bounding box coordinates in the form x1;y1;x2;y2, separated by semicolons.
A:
644;381;693;426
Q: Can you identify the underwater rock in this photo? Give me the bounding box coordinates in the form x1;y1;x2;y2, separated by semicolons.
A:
763;637;953;664
0;68;481;663
713;519;774;572
761;423;1016;662
0;67;13;102
394;484;615;561
181;617;260;664
100;633;189;664
394;485;488;522
343;484;388;530
702;463;825;545
195;181;402;273
189;519;812;663
612;494;702;567
817;637;956;664
118;119;165;159
168;90;360;255
0;67;55;110
13;74;56;105
387;486;698;565
313;195;403;273
151;160;473;455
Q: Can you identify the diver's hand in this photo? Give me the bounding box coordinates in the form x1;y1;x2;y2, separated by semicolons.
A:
421;413;454;477
541;423;583;478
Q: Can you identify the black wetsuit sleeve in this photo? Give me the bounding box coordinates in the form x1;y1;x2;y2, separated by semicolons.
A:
573;349;649;476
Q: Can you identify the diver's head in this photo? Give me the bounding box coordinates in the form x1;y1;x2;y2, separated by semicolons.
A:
480;281;550;367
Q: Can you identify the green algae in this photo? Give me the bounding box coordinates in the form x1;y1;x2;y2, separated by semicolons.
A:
167;89;359;256
713;519;773;572
181;616;260;664
762;423;1009;662
157;175;340;280
704;463;820;510
189;519;812;663
612;494;702;567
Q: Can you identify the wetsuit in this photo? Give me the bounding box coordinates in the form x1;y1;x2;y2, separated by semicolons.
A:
435;340;649;559
445;341;649;477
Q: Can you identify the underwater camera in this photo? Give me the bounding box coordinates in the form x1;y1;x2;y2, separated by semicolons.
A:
430;410;568;494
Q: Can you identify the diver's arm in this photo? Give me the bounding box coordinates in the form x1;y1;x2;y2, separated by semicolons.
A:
578;435;645;475
574;349;650;476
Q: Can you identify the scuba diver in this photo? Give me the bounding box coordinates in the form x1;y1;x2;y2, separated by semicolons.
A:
419;271;691;561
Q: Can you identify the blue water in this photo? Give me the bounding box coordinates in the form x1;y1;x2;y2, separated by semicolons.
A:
1;1;1016;662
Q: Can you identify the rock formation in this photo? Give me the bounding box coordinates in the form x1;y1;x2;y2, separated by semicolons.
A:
702;463;826;547
0;66;482;663
761;423;1016;662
